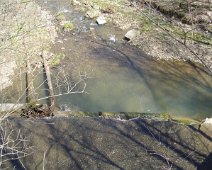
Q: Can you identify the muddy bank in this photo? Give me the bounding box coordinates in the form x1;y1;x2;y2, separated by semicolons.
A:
2;116;212;170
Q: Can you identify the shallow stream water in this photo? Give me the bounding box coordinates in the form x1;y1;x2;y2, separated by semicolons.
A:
2;0;212;119
36;0;212;118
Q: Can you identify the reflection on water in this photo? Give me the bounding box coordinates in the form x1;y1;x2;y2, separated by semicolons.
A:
51;32;212;118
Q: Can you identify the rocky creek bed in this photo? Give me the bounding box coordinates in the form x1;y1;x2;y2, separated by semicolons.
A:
73;0;212;72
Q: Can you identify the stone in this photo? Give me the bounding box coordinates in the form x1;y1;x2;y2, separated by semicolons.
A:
200;118;212;138
72;0;81;6
203;118;212;125
96;16;107;25
86;9;101;19
202;118;212;131
124;29;140;41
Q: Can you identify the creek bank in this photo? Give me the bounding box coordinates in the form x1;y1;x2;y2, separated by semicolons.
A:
0;0;57;92
2;115;212;170
17;109;212;135
141;0;212;25
71;0;212;72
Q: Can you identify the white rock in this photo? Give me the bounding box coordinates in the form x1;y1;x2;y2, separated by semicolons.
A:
201;118;212;134
62;9;70;13
96;16;107;25
125;29;140;41
109;34;116;43
204;118;212;124
72;0;81;6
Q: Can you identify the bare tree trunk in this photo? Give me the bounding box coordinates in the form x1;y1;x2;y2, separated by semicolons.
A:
42;52;55;112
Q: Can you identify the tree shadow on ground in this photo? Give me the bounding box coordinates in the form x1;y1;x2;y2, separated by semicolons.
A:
197;152;212;170
9;117;212;170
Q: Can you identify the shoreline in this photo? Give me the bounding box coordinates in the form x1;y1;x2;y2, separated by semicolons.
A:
71;0;212;73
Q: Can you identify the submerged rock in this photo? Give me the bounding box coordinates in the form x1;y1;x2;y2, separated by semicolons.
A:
108;34;116;43
125;29;140;41
59;21;75;32
96;15;107;25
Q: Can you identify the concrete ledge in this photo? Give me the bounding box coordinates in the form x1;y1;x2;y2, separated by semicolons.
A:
0;103;25;112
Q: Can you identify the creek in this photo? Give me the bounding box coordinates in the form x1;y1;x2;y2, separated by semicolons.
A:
2;0;212;119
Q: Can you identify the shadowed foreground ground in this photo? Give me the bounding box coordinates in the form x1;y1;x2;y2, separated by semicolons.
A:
3;116;212;170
